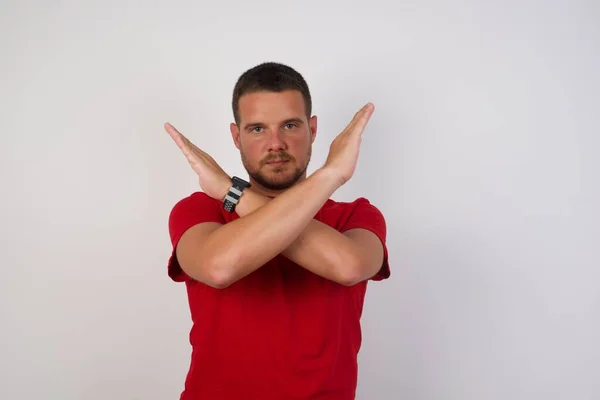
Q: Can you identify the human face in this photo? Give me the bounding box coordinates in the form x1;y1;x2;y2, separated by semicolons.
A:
230;90;317;195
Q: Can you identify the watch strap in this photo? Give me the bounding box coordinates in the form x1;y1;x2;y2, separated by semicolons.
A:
223;176;250;213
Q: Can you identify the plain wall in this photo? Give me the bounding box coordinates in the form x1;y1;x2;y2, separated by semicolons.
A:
2;1;598;399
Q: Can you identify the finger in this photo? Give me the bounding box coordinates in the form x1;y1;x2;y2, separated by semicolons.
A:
167;123;209;154
164;122;203;166
164;123;215;176
165;122;199;153
346;103;374;136
344;103;374;134
164;122;189;152
353;102;374;135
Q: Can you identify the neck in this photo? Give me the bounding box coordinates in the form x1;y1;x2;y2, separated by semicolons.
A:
249;174;308;198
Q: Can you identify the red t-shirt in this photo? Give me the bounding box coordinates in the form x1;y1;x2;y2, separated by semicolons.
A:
167;191;390;400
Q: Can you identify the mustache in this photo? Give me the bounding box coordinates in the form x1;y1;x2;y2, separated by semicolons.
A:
262;153;294;165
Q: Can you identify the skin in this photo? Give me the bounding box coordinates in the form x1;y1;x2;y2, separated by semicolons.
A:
231;90;316;196
164;90;384;288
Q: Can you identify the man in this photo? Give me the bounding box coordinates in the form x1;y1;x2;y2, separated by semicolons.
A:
165;62;390;400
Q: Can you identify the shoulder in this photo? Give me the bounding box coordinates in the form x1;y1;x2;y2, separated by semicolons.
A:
168;192;225;245
169;191;224;218
171;191;218;209
320;197;387;234
322;197;385;218
326;197;390;281
323;196;379;210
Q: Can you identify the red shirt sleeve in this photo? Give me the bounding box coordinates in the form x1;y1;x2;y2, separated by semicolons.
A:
341;198;390;281
167;192;225;282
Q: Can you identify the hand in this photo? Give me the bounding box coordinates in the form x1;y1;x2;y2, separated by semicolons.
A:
323;102;375;186
164;122;231;200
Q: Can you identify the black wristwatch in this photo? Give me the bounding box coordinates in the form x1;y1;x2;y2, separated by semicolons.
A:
223;176;251;213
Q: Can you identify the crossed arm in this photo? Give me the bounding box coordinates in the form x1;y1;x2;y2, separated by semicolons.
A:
175;167;385;288
168;103;385;288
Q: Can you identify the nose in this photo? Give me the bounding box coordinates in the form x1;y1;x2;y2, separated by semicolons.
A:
268;129;286;151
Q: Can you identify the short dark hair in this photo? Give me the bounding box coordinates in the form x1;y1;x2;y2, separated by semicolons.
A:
231;62;312;124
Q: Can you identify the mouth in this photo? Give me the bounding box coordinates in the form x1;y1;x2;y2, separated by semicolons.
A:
266;160;289;166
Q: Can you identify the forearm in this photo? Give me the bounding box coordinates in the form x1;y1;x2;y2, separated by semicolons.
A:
203;167;340;285
226;175;359;285
279;220;359;285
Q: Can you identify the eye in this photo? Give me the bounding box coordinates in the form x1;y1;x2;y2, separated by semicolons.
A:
284;123;297;129
251;126;263;133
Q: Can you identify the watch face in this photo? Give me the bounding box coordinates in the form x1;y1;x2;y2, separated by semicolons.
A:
232;176;250;187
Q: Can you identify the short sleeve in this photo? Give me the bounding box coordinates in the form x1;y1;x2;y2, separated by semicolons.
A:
167;192;224;282
341;198;390;281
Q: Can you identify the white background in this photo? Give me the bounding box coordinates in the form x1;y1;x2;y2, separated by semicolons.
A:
2;1;599;399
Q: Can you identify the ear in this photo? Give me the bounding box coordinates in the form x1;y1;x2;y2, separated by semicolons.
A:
230;122;241;150
309;115;318;144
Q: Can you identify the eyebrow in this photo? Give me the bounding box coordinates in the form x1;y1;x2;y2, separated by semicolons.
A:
243;118;305;130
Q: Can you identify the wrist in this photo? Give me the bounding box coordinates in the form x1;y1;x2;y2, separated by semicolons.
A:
313;166;344;191
221;177;232;201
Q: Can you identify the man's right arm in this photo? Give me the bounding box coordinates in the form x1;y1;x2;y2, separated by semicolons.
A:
175;167;341;288
169;102;375;288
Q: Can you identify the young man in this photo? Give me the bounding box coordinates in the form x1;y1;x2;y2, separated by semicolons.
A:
165;62;390;400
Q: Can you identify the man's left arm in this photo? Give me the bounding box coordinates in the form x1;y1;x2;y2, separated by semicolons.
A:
284;220;385;286
234;188;387;286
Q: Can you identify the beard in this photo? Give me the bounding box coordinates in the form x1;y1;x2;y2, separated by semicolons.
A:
241;147;311;191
